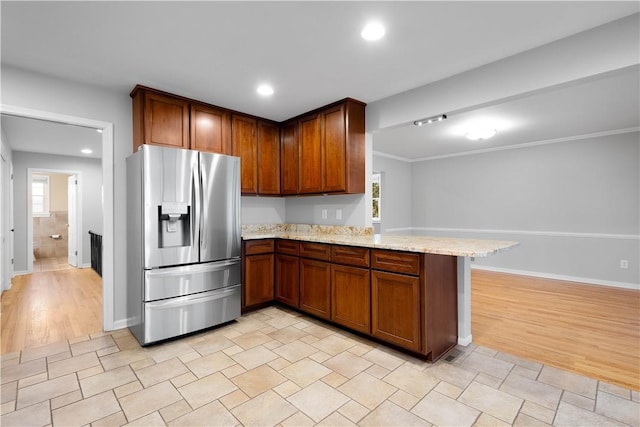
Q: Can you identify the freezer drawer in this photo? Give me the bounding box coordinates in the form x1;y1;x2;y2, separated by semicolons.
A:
141;284;241;344
144;259;240;301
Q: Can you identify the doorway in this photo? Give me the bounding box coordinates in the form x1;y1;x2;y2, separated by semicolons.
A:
0;104;115;331
28;169;82;273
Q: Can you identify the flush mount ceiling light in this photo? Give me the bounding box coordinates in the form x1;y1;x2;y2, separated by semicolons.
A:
256;84;274;96
466;128;497;141
361;22;385;41
81;148;93;154
96;129;102;133
413;114;447;126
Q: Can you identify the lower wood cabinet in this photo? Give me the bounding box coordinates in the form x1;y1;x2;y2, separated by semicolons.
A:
371;270;421;352
331;264;370;334
242;239;457;361
275;254;299;307
299;258;331;320
243;239;274;310
244;254;274;307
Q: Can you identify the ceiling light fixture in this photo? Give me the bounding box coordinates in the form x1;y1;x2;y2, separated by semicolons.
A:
466;128;497;141
81;148;93;154
96;129;102;133
257;84;274;96
413;114;447;126
361;22;385;41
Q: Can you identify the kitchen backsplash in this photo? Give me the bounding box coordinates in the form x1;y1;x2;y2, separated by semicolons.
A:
242;223;374;236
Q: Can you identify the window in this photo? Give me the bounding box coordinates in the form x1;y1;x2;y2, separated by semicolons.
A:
32;174;50;217
372;172;381;222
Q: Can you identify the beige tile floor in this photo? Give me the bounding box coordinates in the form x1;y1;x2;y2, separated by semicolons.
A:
1;306;639;426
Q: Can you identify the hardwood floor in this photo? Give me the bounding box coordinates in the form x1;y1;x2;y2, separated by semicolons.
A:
472;269;640;391
1;267;102;354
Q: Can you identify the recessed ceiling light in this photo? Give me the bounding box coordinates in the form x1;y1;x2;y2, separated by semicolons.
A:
466;128;497;141
257;84;274;96
81;148;93;154
96;129;102;133
361;22;385;41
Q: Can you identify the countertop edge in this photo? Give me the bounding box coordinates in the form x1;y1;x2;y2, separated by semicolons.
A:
241;232;519;258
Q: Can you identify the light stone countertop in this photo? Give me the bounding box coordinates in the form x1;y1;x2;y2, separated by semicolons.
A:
241;224;519;258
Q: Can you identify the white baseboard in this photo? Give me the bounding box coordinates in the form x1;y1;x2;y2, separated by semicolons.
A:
472;265;639;290
12;270;29;277
458;335;473;346
111;317;133;331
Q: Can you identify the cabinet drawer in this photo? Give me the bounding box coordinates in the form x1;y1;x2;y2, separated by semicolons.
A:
371;250;420;276
244;239;274;255
299;242;331;261
276;240;300;256
331;245;370;268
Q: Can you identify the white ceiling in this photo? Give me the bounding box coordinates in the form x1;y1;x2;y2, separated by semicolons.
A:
374;67;640;160
1;1;639;160
1;114;103;159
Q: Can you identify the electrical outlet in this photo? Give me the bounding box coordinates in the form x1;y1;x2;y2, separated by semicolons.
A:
620;259;629;269
336;209;342;220
321;209;327;219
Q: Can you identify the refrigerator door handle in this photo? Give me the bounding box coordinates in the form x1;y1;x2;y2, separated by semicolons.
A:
145;285;240;310
145;258;240;279
192;158;201;255
199;154;207;252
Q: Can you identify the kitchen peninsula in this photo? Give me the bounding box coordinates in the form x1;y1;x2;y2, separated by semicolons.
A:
242;224;518;361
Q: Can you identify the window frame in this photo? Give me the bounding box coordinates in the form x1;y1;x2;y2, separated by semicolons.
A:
32;174;51;218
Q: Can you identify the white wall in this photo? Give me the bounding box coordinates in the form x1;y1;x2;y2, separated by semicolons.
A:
372;154;412;233
241;196;286;224
410;132;639;287
11;151;103;271
366;15;640;289
2;66;130;324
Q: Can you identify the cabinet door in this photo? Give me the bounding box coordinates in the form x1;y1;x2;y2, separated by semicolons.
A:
298;113;323;194
244;253;274;307
232;115;258;195
143;91;189;149
322;104;346;192
257;121;281;195
275;254;300;307
299;258;331;319
371;270;421;352
280;120;299;195
331;265;370;334
190;103;231;154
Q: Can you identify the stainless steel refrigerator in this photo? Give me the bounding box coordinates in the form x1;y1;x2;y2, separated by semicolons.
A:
126;144;241;345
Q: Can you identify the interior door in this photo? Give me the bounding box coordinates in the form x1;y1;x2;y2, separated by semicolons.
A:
0;154;5;290
7;161;14;288
68;175;78;267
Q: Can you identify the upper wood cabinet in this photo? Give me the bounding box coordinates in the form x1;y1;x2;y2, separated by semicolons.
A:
257;121;281;195
190;103;232;154
132;88;189;152
232;114;258;195
232;116;281;196
131;86;231;155
131;85;366;196
280;120;299;195
297;99;366;195
298;113;323;194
